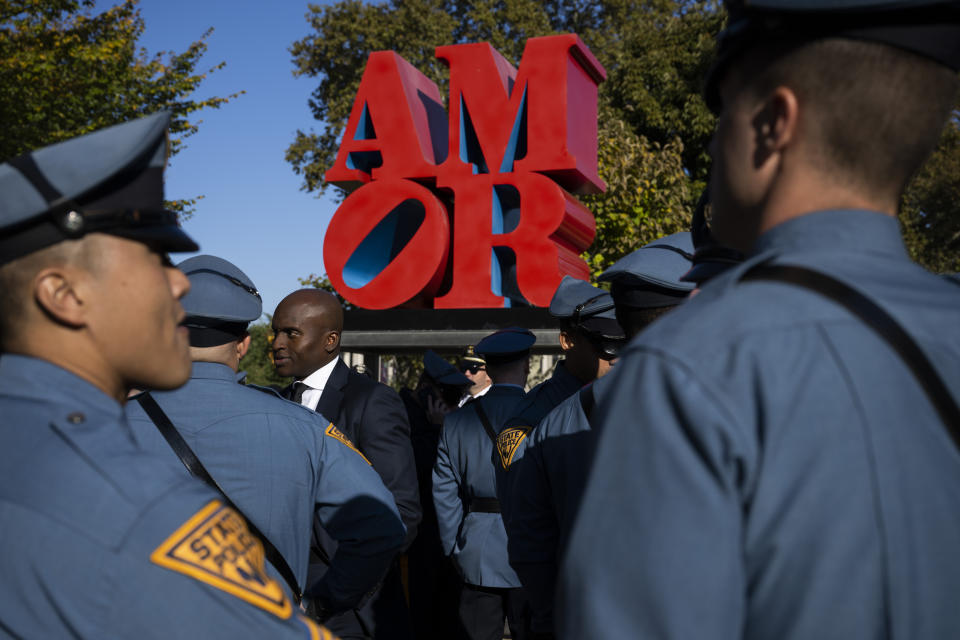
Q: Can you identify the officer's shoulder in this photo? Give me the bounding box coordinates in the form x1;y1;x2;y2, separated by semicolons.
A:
245;382;286;399
534;387;590;440
179;381;331;439
624;257;810;362
238;382;310;411
12;409;212;548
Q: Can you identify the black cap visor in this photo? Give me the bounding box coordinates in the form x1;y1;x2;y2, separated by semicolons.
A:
107;217;199;253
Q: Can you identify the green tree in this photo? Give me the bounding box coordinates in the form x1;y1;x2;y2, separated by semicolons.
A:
0;0;241;218
901;114;960;273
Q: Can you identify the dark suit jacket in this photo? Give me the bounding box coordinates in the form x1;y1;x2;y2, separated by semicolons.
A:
313;359;421;544
292;359;421;639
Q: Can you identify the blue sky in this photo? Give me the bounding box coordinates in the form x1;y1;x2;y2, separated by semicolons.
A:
129;0;340;319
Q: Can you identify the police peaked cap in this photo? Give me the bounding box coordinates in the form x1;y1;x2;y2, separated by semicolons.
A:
476;327;537;365
705;0;960;111
0;112;198;265
423;350;472;387
549;275;624;339
461;345;486;366
600;232;695;308
177;255;262;347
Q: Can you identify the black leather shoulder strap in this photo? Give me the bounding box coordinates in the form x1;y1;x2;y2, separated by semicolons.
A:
742;263;960;451
134;392;303;602
473;400;499;445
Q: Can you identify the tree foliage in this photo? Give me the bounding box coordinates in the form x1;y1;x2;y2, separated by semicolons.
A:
289;0;958;277
0;0;241;218
901;114;960;273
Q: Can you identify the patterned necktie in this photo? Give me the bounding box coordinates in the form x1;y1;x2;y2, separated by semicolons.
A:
290;381;311;405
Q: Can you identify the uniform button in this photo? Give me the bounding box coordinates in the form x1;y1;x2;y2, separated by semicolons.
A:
66;412;85;424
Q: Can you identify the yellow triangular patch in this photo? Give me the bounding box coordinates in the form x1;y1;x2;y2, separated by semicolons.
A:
151;500;292;619
496;426;531;469
325;423;371;464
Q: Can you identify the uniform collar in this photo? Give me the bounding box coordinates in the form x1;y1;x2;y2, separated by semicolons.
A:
0;353;124;419
189;360;237;381
753;209;908;260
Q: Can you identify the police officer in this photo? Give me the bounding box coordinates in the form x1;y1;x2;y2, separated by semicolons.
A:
503;276;626;435
0;114;334;638
126;254;406;619
401;350;471;640
560;2;960;638
458;345;491;406
432;328;537;640
499;233;694;639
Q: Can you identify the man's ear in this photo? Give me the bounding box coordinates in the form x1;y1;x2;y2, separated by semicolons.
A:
236;333;252;360
753;85;800;164
558;330;576;352
326;329;341;353
33;267;87;328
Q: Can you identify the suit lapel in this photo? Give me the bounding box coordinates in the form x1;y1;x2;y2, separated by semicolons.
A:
316;359;347;422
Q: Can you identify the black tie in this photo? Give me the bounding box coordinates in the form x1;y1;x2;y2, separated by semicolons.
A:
290;381;311;405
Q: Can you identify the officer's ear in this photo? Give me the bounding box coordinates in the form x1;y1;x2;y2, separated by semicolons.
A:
753;85;800;162
236;333;252;360
33;264;88;329
558;329;577;352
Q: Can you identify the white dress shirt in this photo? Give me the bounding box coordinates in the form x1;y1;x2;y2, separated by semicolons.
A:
296;357;339;411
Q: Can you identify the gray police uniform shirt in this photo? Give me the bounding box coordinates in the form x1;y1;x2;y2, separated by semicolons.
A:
499;384;597;632
127;361;405;613
559;210;960;639
0;355;328;639
508;361;582;431
432;384;527;588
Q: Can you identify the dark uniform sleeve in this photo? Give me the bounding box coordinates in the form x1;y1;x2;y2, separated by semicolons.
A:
558;350;749;639
357;383;422;548
500;428;560;628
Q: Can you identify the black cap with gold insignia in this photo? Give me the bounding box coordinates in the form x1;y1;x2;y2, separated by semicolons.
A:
705;0;960;112
461;345;486;366
0;112;198;265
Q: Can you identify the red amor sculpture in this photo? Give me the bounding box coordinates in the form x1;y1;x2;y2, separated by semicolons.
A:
323;34;605;310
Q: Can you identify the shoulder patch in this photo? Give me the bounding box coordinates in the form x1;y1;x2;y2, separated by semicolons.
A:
496;426;531;469
325;423;371;464
151;500;293;619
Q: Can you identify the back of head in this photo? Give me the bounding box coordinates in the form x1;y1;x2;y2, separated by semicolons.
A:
475;327;536;386
177;255;262;370
708;1;960;200
178;255;261;343
600;232;695;338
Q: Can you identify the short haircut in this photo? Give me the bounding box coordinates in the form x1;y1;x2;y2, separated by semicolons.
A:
733;38;960;199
